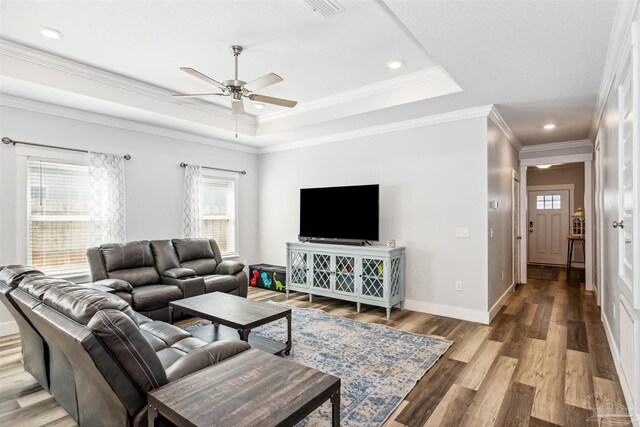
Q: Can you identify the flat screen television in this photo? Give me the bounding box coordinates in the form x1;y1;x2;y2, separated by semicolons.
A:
299;184;379;242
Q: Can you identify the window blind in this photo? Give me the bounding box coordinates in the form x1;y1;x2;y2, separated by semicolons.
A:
201;176;236;255
27;158;91;275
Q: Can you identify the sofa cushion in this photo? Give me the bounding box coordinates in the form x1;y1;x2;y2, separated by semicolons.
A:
42;285;138;326
203;275;239;294
150;240;181;273
102;241;155;272
0;265;44;289
107;267;160;287
181;259;217;276
87;309;168;392
172;239;215;263
130;285;182;311
93;278;134;293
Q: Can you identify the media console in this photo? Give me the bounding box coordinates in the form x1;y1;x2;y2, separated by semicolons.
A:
286;242;405;319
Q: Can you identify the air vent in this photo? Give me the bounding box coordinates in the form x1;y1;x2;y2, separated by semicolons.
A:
305;0;345;18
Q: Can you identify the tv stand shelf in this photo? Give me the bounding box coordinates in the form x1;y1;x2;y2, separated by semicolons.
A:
286;242;405;319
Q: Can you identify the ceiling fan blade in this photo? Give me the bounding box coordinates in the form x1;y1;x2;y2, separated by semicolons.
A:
250;94;297;108
180;67;227;91
172;93;227;98
232;98;245;115
244;73;283;92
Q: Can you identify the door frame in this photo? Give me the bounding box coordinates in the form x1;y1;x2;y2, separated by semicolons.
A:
526;185;574;266
594;134;604;307
519;153;594;289
512;169;520;286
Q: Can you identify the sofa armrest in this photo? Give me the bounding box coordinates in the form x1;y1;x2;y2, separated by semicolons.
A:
165;340;251;382
162;267;196;279
161;276;204;299
93;278;133;293
215;260;245;276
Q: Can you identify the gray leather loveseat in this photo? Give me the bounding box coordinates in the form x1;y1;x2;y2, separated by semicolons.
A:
87;238;248;320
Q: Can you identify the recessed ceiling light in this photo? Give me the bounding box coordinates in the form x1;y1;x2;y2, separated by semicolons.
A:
253;103;265;109
543;123;556;130
39;26;63;39
537;164;553;169
387;60;405;69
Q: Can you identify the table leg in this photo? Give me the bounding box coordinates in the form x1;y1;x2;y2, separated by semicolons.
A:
567;240;575;278
386;308;391;320
168;306;174;325
566;239;571;276
285;313;292;355
331;389;340;427
238;328;251;341
148;404;158;427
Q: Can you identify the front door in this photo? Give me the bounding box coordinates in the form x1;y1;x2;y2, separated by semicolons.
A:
528;189;570;265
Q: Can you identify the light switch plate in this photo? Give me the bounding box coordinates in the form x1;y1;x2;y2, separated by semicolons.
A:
455;227;470;238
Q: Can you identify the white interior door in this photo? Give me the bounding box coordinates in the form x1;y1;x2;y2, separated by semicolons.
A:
528;189;570;265
513;172;521;285
617;64;635;297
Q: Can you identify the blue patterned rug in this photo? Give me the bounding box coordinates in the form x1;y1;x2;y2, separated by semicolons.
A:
185;305;451;426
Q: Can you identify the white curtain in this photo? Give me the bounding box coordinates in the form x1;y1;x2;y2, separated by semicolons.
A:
183;164;202;238
89;152;126;244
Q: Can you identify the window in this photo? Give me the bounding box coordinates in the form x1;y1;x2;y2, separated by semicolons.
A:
536;194;561;210
201;175;237;255
27;158;90;275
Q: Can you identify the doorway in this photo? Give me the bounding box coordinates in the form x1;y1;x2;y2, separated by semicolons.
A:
527;187;572;265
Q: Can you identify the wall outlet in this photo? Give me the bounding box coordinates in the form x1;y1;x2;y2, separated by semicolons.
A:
455;228;470;238
455;281;463;292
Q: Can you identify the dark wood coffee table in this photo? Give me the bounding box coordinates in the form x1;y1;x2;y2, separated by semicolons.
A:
169;292;292;355
148;349;341;427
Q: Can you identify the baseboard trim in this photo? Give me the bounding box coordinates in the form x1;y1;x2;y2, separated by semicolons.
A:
601;311;639;425
488;283;515;322
404;299;490;324
0;320;18;337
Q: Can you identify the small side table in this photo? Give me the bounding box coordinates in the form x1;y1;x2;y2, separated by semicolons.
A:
148;349;341;427
566;235;585;277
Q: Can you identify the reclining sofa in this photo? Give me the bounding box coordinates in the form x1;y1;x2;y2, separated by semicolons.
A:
3;265;250;426
87;238;248;320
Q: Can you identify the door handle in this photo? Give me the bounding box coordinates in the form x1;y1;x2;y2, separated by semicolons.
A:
625;239;632;244
516;236;522;240
613;220;624;229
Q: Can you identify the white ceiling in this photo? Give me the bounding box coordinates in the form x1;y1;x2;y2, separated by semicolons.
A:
0;0;619;149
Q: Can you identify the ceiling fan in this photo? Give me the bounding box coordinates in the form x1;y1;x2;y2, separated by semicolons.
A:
173;45;297;115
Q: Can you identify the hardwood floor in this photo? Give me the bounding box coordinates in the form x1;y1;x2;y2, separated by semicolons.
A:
0;269;631;426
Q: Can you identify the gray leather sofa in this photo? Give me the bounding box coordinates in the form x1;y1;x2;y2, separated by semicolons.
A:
87;238;248;321
9;267;250;426
0;265;49;389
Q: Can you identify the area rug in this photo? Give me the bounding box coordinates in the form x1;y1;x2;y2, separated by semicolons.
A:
184;305;452;427
527;264;561;281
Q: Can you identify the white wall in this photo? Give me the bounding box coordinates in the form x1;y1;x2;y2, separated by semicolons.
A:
0;106;259;334
487;121;519;312
258;117;490;320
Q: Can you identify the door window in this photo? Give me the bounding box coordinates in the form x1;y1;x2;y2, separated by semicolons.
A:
536;194;561;210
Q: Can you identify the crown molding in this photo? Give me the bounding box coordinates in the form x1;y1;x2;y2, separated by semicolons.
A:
256;66;451;124
487;106;521;152
0;38;256;127
590;0;639;140
258;104;493;154
1;94;259;154
519;139;593;153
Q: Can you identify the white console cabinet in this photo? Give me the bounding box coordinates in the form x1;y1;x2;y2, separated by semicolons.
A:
286;242;405;319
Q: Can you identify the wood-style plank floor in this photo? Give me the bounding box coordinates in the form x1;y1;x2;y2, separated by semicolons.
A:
0;268;631;426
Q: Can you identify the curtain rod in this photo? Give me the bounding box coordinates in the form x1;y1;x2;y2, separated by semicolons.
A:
2;137;132;160
179;162;246;175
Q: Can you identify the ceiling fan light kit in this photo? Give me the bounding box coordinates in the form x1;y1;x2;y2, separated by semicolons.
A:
174;45;298;116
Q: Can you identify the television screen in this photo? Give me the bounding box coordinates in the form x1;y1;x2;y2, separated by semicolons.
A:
300;184;379;241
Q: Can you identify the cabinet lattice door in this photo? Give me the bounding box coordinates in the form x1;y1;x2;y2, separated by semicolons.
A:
334;255;356;294
290;251;308;286
312;254;331;290
361;257;384;299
